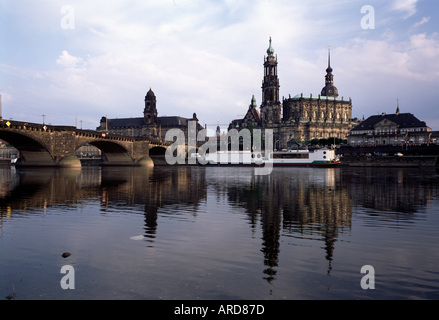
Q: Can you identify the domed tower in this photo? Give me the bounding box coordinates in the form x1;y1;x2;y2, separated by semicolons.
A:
260;37;281;126
321;48;339;97
144;87;158;125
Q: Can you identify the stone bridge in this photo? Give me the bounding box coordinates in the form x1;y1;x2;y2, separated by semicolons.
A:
0;119;169;167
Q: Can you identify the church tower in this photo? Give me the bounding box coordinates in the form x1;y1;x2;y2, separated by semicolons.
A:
321;48;339;97
260;37;281;126
144;87;158;125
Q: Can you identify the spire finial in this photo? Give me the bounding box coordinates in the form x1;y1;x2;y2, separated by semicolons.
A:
325;45;333;74
328;45;331;68
267;36;274;56
251;94;257;108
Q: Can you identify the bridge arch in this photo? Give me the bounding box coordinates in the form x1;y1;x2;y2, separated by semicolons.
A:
86;140;134;166
0;130;56;166
149;146;167;156
149;145;168;165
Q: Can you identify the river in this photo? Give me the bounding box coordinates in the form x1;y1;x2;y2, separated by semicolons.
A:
1;165;438;300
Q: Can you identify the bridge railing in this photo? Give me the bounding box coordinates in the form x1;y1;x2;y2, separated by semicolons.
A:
0;119;170;145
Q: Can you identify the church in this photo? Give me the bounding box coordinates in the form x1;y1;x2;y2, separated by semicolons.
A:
229;38;360;150
96;87;203;142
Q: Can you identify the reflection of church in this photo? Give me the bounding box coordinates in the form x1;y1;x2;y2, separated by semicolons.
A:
229;38;360;149
96;88;203;141
215;169;353;281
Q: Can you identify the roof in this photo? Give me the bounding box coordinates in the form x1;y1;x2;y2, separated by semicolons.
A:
290;94;348;102
159;116;190;127
244;106;261;123
107;117;144;128
351;113;428;131
106;116;199;129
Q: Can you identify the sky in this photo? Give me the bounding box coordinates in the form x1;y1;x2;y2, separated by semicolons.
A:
1;0;439;133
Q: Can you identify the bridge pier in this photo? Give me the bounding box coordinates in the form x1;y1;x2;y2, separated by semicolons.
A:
15;152;82;168
58;155;82;168
136;157;155;167
16;153;155;168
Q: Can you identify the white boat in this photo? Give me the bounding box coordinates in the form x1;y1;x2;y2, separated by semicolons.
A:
199;148;340;167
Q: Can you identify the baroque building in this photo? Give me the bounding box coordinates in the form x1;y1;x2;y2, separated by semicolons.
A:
97;87;202;142
229;38;359;150
347;106;432;146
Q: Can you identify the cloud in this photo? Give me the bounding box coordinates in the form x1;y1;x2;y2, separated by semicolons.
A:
32;1;322;126
413;16;430;28
391;0;419;18
56;51;84;67
2;1;439;130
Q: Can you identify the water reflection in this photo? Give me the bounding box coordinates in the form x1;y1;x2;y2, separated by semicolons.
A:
1;166;439;298
0;166;207;241
205;167;352;281
340;167;439;223
203;166;439;285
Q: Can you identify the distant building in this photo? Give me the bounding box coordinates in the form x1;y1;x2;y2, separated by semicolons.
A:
229;38;359;149
97;87;202;141
347;107;432;146
431;131;439;145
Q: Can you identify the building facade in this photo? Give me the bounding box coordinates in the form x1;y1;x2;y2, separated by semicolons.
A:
97;88;202;142
229;38;359;150
347;108;432;146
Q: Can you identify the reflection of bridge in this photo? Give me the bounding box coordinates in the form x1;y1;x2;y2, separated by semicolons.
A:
0;119;170;167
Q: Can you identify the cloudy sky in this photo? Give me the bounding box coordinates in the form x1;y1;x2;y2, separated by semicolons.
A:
1;0;438;132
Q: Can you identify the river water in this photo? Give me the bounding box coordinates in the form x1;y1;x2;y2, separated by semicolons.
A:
1;165;438;300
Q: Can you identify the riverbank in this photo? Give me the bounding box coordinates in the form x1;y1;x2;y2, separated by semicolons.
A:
336;144;439;167
340;155;438;167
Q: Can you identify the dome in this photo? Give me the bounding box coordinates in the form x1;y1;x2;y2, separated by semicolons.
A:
321;85;339;97
266;37;274;56
146;87;155;98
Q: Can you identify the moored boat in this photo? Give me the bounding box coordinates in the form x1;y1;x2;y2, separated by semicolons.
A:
199;148;340;167
268;148;340;167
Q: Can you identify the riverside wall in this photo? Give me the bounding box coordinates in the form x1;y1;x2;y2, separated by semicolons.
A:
337;144;439;167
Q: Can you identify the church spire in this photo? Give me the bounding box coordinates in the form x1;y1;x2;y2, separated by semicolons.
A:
327;46;332;73
321;46;339;97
